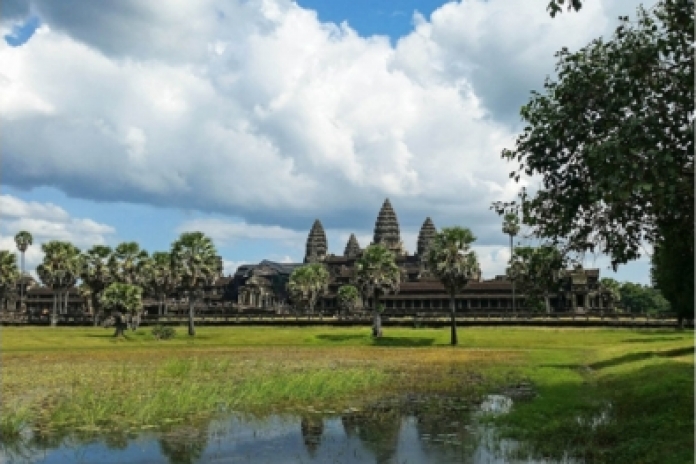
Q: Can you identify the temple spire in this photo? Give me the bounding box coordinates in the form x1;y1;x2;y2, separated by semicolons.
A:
304;219;327;263
344;233;361;258
372;198;405;255
416;217;437;258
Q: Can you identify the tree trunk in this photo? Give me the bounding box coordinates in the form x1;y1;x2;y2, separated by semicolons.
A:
449;294;458;346
371;296;382;338
113;312;126;337
64;290;69;314
188;299;196;336
51;291;58;327
20;251;25;310
545;295;551;314
510;234;516;314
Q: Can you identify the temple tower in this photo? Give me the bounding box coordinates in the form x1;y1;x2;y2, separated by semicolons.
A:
344;233;361;258
304;219;328;263
372;198;405;255
416;217;437;258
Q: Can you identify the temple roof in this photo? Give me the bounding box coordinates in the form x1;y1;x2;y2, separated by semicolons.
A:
344;233;361;257
305;219;328;263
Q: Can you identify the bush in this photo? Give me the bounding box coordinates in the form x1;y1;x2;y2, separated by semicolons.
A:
152;325;176;340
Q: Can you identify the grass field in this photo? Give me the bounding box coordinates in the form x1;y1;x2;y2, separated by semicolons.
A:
1;325;693;463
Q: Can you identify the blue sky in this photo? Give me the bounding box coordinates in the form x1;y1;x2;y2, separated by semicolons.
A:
0;0;652;282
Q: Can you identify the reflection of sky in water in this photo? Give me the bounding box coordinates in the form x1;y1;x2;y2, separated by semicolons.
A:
1;396;581;464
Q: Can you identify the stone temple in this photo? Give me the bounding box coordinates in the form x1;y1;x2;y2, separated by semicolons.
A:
232;199;613;314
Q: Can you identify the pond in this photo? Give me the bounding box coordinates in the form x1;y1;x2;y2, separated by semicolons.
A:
1;394;579;464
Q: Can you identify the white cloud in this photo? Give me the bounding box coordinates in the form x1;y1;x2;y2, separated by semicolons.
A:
176;218;305;247
0;194;116;276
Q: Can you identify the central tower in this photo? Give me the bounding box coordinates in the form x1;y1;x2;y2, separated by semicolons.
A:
371;198;406;255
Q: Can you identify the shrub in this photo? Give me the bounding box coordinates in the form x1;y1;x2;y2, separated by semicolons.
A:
152;325;176;340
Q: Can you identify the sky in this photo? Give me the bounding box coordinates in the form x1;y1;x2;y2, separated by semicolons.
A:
0;0;653;283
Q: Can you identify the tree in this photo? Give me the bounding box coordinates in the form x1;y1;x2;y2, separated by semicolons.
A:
80;245;113;324
508;246;565;313
143;252;179;316
287;264;330;314
353;244;401;338
599;277;621;309
651;226;693;326
619;282;671;315
426;227;479;346
0;251;20;311
502;214;520;313
171;232;219;337
100;282;143;337
337;285;360;316
37;241;81;326
13;231;32;310
109;242;149;285
494;1;693;317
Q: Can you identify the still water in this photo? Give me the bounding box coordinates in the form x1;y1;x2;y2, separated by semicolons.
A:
1;395;579;464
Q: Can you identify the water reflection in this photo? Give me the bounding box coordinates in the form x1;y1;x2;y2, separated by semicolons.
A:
1;395;579;464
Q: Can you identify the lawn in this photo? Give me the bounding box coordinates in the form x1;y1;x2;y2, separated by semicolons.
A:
1;325;693;463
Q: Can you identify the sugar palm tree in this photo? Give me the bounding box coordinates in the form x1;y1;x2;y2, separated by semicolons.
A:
502;213;520;313
80;245;113;324
0;250;20;311
427;226;479;346
14;231;32;310
143;252;180;315
109;242;149;286
100;282;143;337
171;232;219;336
37;241;81;326
353;244;401;338
287;264;330;314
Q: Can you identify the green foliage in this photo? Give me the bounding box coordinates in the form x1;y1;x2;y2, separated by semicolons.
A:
109;242;149;285
37;241;82;291
495;1;694;272
619;282;671;315
142;252;179;314
337;285;360;313
354;244;401;309
0;250;20;309
80;245;113;314
13;231;33;253
501;213;520;238
170;232;218;292
100;282;143;315
152;324;176;340
652;225;694;322
287;264;330;313
426;226;479;296
507;246;565;312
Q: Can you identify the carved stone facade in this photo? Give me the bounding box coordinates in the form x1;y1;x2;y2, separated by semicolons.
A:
344;234;361;258
304;219;328;264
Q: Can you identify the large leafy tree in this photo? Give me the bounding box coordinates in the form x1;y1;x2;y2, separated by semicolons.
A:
494;1;693;316
37;241;81;326
508;246;565;313
427;227;479;346
651;227;694;326
171;232;219;336
13;231;32;310
0;250;20;311
337;285;360;316
287;263;330;314
100;282;143;338
619;282;671;315
353;244;401;338
80;245;113;322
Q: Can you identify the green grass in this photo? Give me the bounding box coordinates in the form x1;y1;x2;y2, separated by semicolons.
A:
1;326;693;463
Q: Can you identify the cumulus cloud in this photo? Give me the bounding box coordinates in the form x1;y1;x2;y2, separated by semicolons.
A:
0;194;116;277
0;0;647;279
176;218;306;248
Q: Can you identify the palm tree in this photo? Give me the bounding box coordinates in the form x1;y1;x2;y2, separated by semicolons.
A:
353;244;401;338
100;282;143;337
337;285;360;317
287;264;330;314
109;242;149;286
502;213;520;313
80;245;113;325
37;241;81;326
14;231;32;310
0;251;20;311
171;232;219;336
143;252;180;316
427;227;479;346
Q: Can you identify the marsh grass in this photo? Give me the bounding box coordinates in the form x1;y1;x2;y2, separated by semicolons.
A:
1;326;693;464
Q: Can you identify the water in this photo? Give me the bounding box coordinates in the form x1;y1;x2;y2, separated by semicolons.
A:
1;395;580;464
